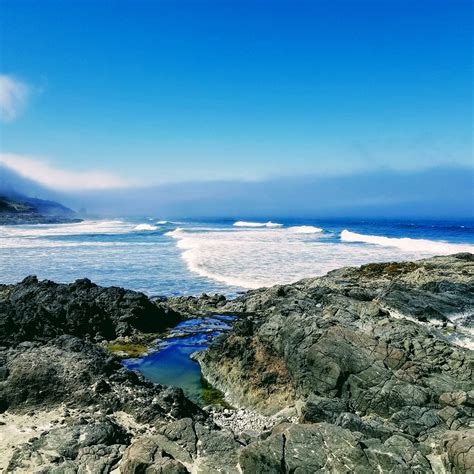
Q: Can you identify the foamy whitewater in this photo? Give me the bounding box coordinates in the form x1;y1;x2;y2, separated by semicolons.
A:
1;218;473;296
233;221;283;228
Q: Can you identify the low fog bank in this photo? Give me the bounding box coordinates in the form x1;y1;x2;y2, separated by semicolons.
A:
2;165;473;220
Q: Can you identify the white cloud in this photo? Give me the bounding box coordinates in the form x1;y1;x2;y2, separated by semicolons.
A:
0;153;131;191
0;75;30;121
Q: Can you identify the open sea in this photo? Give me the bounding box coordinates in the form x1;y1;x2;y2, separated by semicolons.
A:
1;217;474;296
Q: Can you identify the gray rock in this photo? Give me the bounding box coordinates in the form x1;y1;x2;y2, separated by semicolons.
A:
120;436;188;474
0;335;205;423
239;422;432;473
7;418;128;472
441;429;474;473
199;254;474;468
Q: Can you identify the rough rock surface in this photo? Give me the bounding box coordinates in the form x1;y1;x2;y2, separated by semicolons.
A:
0;335;202;421
1;254;473;473
0;276;182;345
198;254;474;472
239;422;434;472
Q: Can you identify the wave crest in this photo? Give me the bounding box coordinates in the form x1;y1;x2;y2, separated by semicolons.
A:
289;225;323;234
340;230;474;254
233;221;283;228
134;223;158;231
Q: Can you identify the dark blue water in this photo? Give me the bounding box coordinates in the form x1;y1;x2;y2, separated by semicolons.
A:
123;315;235;404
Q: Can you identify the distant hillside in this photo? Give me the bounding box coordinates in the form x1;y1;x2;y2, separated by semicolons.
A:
0;193;81;225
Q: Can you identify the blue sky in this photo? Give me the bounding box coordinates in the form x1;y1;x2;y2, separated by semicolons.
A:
0;0;472;188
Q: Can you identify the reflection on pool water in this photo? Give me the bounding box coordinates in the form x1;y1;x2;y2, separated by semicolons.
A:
123;315;235;405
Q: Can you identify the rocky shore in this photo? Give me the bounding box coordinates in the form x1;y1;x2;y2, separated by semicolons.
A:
197;253;474;472
1;254;473;472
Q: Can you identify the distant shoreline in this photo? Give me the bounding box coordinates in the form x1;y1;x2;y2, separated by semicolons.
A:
0;215;83;225
0;194;81;226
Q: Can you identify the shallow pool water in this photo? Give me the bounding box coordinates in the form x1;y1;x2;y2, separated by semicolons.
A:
123;315;235;404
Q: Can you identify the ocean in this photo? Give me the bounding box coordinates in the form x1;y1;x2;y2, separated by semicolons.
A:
1;217;474;296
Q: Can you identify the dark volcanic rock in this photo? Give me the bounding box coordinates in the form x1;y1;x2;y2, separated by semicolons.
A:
164;293;229;318
0;276;182;345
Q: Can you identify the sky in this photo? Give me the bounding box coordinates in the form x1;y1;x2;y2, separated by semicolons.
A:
0;0;472;190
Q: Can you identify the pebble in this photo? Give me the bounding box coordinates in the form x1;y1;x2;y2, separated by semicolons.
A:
207;406;297;435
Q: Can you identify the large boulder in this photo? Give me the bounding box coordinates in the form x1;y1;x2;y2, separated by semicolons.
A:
0;276;182;345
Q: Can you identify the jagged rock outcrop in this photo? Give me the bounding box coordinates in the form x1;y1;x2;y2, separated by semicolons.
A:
197;254;474;472
0;276;182;345
239;422;434;472
0;335;202;421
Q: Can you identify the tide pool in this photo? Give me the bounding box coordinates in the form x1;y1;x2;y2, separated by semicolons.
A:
123;315;235;405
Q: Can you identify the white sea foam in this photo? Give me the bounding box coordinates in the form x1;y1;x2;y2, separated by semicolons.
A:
289;225;323;234
0;219;150;249
156;220;169;225
0;239;158;249
340;230;474;254
166;226;440;289
0;220;132;239
134;223;158;231
165;227;184;238
233;221;283;228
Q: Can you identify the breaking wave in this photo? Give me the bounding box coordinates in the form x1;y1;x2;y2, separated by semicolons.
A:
233;221;283;228
3;218;473;295
134;223;158;231
165;226;448;289
289;225;323;234
0;220;132;239
341;230;474;254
